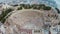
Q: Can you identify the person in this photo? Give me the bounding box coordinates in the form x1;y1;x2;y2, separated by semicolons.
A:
49;31;51;34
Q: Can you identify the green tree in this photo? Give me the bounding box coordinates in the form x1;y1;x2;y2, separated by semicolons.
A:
11;4;18;7
39;4;45;9
58;22;60;25
32;4;46;10
32;4;41;10
0;8;13;23
20;4;25;7
23;4;32;9
43;6;51;10
17;6;22;10
55;8;60;13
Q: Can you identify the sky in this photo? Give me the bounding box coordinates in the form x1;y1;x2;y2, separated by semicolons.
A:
55;0;60;9
0;0;60;9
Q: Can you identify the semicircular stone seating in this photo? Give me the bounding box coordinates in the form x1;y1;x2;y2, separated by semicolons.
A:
4;9;59;34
